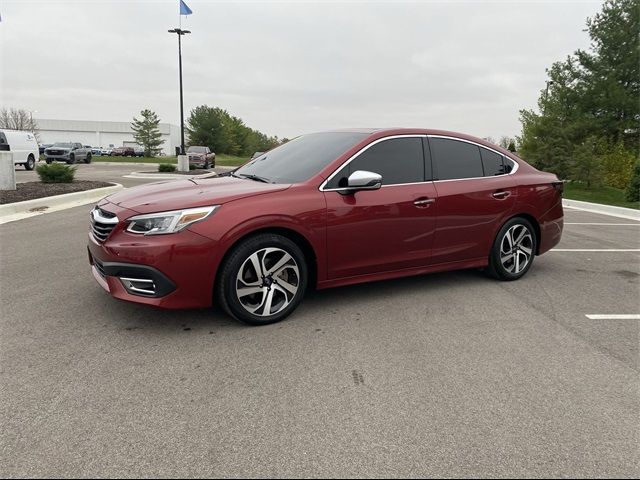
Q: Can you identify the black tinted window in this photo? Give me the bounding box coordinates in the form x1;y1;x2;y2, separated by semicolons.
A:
327;137;424;188
430;138;483;180
235;132;367;184
480;147;505;176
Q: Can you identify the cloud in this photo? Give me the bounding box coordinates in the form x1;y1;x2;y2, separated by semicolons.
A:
1;0;601;139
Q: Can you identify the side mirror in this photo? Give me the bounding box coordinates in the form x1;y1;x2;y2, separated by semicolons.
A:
338;170;382;194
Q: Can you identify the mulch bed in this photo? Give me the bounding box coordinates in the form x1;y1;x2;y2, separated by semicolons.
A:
0;181;113;205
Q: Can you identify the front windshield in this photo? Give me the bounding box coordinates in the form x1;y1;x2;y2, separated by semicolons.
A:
53;143;73;148
235;132;367;184
188;146;207;153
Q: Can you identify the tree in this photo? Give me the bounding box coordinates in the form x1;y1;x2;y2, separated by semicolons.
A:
187;105;281;156
0;107;40;142
518;0;639;186
131;109;164;157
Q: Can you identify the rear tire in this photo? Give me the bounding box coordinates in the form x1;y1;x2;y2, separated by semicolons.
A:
25;154;36;170
486;217;537;281
217;234;308;326
84;153;92;164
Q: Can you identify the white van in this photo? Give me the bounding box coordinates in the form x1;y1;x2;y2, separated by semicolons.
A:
0;129;40;170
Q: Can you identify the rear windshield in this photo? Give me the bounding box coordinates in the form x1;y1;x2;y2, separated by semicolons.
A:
53;143;73;148
235;132;368;184
188;146;207;153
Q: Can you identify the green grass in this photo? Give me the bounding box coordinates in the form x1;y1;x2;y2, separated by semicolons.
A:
92;153;248;167
563;182;639;210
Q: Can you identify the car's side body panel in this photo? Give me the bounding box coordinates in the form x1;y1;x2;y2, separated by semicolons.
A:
87;128;564;311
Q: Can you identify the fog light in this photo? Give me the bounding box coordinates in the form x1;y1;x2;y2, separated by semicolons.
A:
120;277;156;296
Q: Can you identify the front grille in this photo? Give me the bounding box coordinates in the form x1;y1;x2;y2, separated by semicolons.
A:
90;207;118;243
47;150;62;155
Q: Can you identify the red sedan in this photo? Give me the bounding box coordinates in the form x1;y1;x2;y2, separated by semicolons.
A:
88;129;563;325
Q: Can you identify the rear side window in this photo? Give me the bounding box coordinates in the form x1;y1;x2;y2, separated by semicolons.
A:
327;137;424;188
480;147;505;176
430;138;483;180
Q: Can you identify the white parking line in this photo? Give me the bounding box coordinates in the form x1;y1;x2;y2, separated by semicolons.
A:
585;314;640;320
550;249;640;252
565;223;640;226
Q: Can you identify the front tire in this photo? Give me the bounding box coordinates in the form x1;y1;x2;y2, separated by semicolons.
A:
67;154;76;165
486;217;537;281
217;234;308;325
25;154;36;170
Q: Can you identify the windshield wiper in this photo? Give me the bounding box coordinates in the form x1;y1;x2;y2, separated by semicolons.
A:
237;173;271;183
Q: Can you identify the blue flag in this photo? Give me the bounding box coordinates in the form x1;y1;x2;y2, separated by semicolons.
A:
180;0;192;15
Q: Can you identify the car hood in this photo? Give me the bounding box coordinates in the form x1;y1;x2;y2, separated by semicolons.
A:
46;147;70;151
104;176;291;214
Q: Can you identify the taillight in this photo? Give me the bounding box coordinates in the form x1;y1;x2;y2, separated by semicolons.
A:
552;181;564;194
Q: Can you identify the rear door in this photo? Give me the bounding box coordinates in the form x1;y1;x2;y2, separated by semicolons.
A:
428;136;516;265
323;136;438;279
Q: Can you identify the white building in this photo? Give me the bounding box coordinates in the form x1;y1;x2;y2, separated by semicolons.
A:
35;118;181;155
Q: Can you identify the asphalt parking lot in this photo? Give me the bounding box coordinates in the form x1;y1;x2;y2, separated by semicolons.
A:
1;165;639;477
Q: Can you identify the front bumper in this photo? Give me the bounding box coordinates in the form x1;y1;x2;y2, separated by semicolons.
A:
45;154;70;161
87;201;222;309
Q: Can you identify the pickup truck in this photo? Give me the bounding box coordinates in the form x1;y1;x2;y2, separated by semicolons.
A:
44;142;92;164
111;147;136;157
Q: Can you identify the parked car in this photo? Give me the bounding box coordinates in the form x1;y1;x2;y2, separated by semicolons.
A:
91;146;102;155
39;143;53;155
0;129;39;170
187;146;215;168
44;142;91;164
133;146;145;157
45;142;92;164
100;147;113;156
111;147;135;157
87;128;564;326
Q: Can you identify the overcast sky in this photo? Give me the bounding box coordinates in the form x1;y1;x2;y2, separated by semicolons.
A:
1;0;601;140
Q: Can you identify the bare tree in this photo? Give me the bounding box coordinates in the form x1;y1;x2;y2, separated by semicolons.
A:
0;107;40;142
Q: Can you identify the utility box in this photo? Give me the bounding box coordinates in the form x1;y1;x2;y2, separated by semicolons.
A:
177;154;189;172
0;151;16;191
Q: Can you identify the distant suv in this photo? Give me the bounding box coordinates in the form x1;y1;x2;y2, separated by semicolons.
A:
187;146;215;168
44;142;92;164
111;147;135;157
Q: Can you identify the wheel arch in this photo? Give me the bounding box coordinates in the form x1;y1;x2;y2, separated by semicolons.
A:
214;226;319;299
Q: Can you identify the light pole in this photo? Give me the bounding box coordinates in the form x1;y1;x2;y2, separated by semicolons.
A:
168;28;190;156
545;80;554;101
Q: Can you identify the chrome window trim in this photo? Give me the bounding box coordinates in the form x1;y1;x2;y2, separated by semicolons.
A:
319;134;519;192
319;134;427;192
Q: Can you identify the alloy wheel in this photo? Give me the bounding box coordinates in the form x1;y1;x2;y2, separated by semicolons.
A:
235;247;300;317
500;224;533;274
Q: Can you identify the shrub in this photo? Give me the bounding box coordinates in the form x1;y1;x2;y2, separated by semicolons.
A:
625;162;640;203
158;163;176;172
36;163;76;183
189;163;196;170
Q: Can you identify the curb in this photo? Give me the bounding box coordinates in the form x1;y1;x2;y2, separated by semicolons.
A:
0;183;123;225
563;198;640;221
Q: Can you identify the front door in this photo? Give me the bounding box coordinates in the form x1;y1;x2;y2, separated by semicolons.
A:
323;136;438;279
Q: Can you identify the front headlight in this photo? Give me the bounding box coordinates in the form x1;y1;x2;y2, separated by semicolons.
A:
126;206;219;235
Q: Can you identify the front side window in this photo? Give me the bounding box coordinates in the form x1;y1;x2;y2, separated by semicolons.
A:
326;137;424;189
430;138;483;180
235;132;368;184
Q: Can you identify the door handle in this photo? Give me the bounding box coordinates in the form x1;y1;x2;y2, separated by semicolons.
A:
492;191;511;199
414;198;435;207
